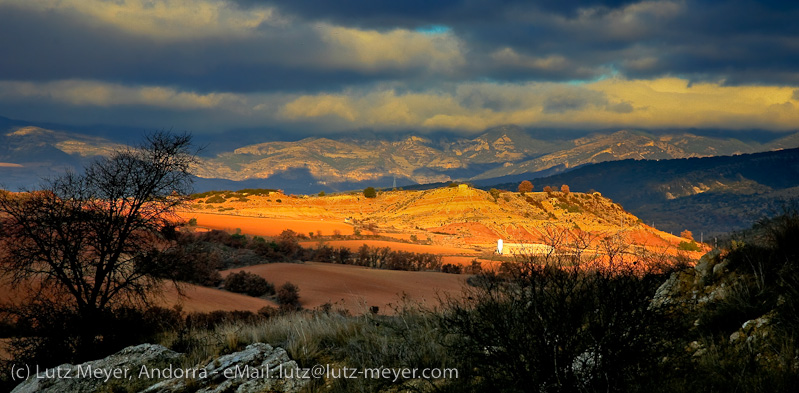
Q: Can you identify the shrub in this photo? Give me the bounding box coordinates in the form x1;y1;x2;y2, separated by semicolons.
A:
518;180;533;193
224;271;275;297
205;195;226;203
678;241;701;251
187;217;197;226
318;191;325;197
276;282;301;310
441;257;683;392
441;263;463;274
363;187;377;198
560;184;570;194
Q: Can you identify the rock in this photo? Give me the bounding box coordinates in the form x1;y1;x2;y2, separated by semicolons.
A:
712;259;730;276
11;344;181;393
652;273;679;307
143;343;308;393
12;343;308;393
742;316;769;333
695;257;713;280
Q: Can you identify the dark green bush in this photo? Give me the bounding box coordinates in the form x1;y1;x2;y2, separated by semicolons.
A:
363;187;377;198
224;271;275;297
205;195;226;203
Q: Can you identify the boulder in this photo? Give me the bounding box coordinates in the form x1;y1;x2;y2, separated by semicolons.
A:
11;344;181;393
12;343;308;393
143;343;307;393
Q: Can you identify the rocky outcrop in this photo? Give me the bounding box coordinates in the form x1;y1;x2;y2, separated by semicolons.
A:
11;344;181;393
143;343;307;393
12;343;308;393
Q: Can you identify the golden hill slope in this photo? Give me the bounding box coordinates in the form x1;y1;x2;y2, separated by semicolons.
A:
187;185;702;257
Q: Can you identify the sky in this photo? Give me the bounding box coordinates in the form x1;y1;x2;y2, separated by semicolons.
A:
0;0;798;135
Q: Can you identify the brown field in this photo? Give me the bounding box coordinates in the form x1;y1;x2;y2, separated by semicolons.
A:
299;240;479;255
0;277;276;315
223;262;467;314
158;283;277;313
178;211;354;236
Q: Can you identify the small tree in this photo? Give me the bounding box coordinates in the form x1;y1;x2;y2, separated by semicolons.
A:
543;186;553;193
561;184;570;195
363;187;377;198
518;180;534;193
680;229;694;241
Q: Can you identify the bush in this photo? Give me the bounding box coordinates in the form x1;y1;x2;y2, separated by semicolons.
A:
224;271;275;297
276;282;301;310
678;240;701;251
440;257;683;392
205;195;226;203
363;187;377;198
441;263;462;274
518;180;533;193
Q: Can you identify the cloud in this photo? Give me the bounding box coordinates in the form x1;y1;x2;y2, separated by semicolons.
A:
281;94;357;121
316;24;465;72
491;48;570;72
0;80;248;111
3;0;281;41
3;76;798;132
2;0;799;134
542;87;609;114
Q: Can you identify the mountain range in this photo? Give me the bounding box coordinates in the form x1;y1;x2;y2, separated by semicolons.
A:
193;125;799;192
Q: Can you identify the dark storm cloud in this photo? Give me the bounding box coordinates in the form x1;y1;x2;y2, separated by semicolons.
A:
3;0;798;94
248;0;641;27
0;1;455;94
1;0;798;133
542;88;609;114
257;0;799;86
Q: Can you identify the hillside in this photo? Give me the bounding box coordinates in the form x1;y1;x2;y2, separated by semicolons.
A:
185;185;704;260
494;148;799;236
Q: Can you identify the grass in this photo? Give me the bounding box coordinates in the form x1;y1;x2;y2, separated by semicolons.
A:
154;302;451;393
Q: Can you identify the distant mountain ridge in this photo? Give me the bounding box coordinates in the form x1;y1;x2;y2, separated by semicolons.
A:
492;148;799;236
1;117;797;195
195;125;795;192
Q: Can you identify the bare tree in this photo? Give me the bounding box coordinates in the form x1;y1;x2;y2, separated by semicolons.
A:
0;132;197;360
